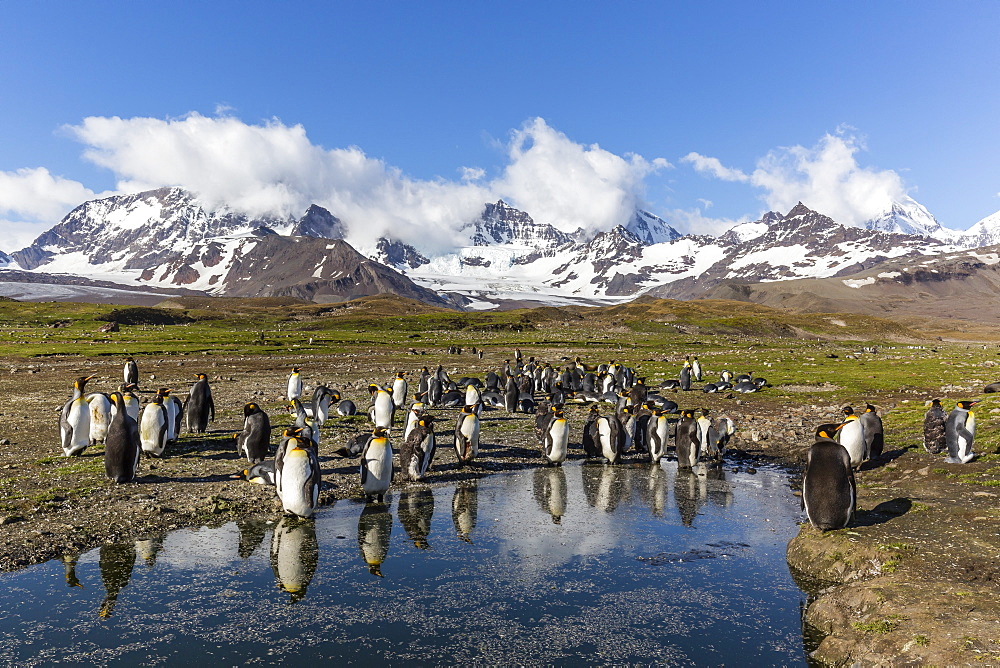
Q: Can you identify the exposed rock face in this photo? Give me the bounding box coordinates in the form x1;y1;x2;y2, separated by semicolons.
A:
464;200;576;251
372;237;430;271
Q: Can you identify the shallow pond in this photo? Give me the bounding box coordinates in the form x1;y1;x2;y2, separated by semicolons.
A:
0;460;809;665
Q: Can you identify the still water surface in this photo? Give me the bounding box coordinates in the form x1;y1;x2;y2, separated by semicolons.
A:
0;461;808;665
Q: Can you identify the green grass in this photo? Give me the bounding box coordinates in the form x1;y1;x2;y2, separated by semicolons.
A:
853;618;901;634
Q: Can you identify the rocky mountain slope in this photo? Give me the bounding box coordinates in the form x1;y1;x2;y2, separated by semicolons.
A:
5;185;1000;311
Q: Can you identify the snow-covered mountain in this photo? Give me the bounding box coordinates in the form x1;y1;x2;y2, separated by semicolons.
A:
955;209;1000;249
4;186;993;309
863;196;957;241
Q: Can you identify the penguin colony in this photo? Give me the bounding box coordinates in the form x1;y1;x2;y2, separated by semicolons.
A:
56;355;984;528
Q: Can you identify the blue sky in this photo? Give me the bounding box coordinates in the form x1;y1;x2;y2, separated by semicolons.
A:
1;1;998;251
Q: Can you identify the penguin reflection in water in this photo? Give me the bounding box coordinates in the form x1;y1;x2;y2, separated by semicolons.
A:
398;489;435;550
98;541;136;618
358;502;393;577
452;482;478;543
802;429;856;531
271;515;319;602
533;466;568;523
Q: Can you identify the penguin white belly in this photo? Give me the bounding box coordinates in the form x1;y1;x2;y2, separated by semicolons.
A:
597;418;615;462
650;417;669;462
465;386;480;406
403;408;421;441
279;450;317;517
546;419;568;464
164;400;179;442
392;379;407;407
696;417;711;456
139;405;167;456
287;375;302;401
124;397;140;422
838;421;866;468
87;394;112;444
373;394;393;429
63;399;91;456
457;416;480;461
362;443;393;496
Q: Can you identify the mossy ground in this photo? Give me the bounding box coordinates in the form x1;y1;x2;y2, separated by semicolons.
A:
2;294;1000;665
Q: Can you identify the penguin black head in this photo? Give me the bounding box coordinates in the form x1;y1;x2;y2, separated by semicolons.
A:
957;400;978;410
700;408;710;416
396;371;405;378
419;415;436;427
292;367;300;373
151;394;164;405
244;402;258;416
841;405;855;416
331;390;341;401
553;409;565;419
283;427;303;438
195;373;207;380
929;398;942;407
372;426;389;438
368;383;379;394
461;405;475;414
589;405;600;414
864;404;878;413
75;375;95;390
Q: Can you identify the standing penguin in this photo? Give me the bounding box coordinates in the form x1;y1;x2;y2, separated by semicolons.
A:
400;414;437;481
287;367;303;402
61;376;95;456
454;405;481;465
543;408;569;466
503;375;518;413
123;356;139;387
646;409;670;464
361;427;393;502
158;389;182;444
236;402;271;464
581;406;601;458
859;404;884;459
311;385;334;429
391;371;408;408
119;383;141;422
835;406;866;469
403;394;426;441
679;361;692;391
923;398;947;454
691;356;703;382
696;409;713;457
802;435;856;531
105;392;141;483
945;400;978;464
185;373;215;434
139;394;169;457
86;391;113;446
275;431;321;517
371;384;395;430
594;414;623;464
675;409;701;469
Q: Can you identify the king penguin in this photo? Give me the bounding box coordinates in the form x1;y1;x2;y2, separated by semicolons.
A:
802;431;856;531
185;373;215;434
275;431;321;517
105;392;141;483
391;371;408;408
361;426;393;502
835;406;867;469
159;389;182;444
691;356;703;382
61;376;95;456
675;408;700;469
454;405;481;465
859;404;884;459
647;409;670;464
86;391;112;446
543;408;569;466
123;356;139;387
582;405;601;458
923;398;947;454
371;384;395;430
594;413;622;464
400;414;437;481
287;367;303;402
139;394;169;457
403;394;426;441
236;402;271;464
945;400;978;463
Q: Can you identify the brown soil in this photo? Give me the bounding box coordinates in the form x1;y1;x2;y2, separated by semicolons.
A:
1;351;997;666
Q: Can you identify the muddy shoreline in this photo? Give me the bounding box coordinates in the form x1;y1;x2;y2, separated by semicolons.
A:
2;352;998;665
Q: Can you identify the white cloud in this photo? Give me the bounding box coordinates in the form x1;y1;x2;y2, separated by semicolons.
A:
681;152;749;182
494;118;669;233
55;114;669;252
685;131;909;227
0;167;107;251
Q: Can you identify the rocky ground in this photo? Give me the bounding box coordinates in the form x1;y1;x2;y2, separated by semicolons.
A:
1;350;998;666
